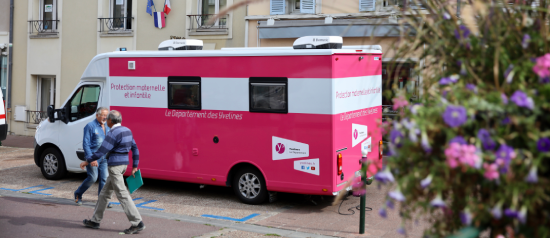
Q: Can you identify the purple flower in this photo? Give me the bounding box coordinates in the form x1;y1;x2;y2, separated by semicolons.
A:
478;129;496;150
390;129;404;147
450;136;467;145
504;64;515;84
491;202;503;219
389;188;405;202
439;75;459;85
397;226;407;235
525;167;538;183
504;208;518;218
496;144;516;173
430;194;446;208
541;77;550;84
460;209;472;225
510;90;534;110
374;167;395;184
522;34;531;49
420;174;433;189
386;200;394;209
353;189;366;196
501;93;508;104
379;207;387;218
501;117;511;125
443;12;451;20
466;84;477;93
457;60;467;75
410;104;422;115
421;132;432;153
518;206;527;224
442;105;468;128
537;137;550;152
455;25;471;40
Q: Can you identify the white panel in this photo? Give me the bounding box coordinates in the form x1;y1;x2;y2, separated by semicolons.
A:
272;136;309;160
14;106;27;122
202;78;249;111
109;77;168;108
82;58;108;79
294;158;320;175
288;78;332;114
300;0;315;14
333;75;382;114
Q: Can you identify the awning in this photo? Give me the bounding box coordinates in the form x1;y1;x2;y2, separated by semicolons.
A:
258;19;414;39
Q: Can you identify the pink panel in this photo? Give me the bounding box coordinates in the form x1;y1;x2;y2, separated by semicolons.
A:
110;56;334;78
332;106;383;189
332;54;383;79
114;106;337;195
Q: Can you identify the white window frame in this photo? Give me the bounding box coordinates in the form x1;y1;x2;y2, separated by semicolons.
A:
289;0;316;15
198;0;226;26
39;0;57;30
110;0;130;30
36;77;56;112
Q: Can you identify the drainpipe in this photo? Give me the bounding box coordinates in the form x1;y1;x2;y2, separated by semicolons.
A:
8;0;14;109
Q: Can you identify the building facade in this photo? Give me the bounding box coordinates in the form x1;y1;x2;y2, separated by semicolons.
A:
245;0;425;114
9;0;247;136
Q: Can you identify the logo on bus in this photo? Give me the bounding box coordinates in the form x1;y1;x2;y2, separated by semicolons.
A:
275;143;285;154
353;129;358;140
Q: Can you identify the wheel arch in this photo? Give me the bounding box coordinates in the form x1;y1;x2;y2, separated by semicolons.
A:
225;162;267;187
35;143;65;168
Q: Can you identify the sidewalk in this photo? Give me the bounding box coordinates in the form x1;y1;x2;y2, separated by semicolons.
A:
1;135;35;149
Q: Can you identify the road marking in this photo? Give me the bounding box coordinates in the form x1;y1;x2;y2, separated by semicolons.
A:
0;185;44;192
111;197;164;211
0;185;54;196
201;213;260;222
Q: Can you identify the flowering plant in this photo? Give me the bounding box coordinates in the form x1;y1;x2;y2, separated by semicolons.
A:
372;0;550;237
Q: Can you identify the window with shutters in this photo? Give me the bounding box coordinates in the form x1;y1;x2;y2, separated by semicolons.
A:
270;0;316;15
359;0;376;11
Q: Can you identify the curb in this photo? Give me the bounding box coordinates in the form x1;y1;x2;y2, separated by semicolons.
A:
0;189;338;238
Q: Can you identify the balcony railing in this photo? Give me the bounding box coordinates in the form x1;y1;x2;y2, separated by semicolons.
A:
98;17;134;32
187;14;228;31
28;20;59;34
26;110;47;124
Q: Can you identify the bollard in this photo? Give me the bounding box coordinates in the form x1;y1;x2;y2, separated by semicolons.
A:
359;155;367;234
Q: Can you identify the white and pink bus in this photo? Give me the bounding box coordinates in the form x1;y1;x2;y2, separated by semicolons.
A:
34;36;383;204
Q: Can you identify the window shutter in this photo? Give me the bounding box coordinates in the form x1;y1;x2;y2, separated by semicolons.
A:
359;0;375;11
270;0;286;15
300;0;315;14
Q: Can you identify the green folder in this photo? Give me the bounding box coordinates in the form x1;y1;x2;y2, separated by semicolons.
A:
126;170;143;194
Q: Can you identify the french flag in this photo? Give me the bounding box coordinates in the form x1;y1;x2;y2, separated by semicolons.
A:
154;12;165;29
164;0;171;15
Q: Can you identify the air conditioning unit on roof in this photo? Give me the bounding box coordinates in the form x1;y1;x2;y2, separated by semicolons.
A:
158;39;203;51
293;36;343;49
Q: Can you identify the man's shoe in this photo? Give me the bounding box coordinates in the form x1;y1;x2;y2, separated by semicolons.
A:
124;221;145;234
107;203;113;209
83;219;100;229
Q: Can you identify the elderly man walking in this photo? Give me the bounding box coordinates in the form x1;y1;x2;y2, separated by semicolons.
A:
74;107;113;208
80;110;145;234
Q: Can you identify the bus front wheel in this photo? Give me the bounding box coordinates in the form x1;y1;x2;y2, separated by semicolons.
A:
40;147;67;180
232;167;268;205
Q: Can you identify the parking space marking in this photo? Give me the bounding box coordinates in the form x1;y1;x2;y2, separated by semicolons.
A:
0;185;54;196
0;185;44;192
201;213;260;222
111;197;164;211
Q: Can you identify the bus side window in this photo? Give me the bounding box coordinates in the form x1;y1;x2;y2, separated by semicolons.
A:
168;76;201;110
249;77;288;113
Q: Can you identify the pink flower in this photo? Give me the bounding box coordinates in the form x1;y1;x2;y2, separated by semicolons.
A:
533;53;550;78
445;143;480;169
483;163;499;180
458;144;479;167
445;143;462;168
392;96;409;110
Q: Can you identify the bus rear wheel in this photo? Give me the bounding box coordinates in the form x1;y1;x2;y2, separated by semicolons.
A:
232;167;268;205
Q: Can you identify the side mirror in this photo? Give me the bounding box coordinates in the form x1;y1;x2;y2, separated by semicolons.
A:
47;105;55;123
62;105;71;124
